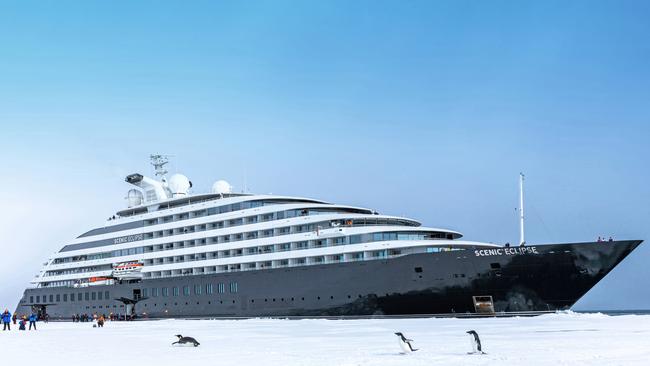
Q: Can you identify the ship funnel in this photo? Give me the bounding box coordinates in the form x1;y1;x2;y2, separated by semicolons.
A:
125;173;169;203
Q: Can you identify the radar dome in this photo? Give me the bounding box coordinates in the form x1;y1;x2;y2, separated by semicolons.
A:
211;180;232;195
168;174;191;197
126;189;144;207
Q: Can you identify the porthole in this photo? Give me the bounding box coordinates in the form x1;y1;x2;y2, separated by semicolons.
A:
330;296;334;300
317;296;320;300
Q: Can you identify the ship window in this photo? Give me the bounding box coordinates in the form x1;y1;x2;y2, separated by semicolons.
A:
183;286;190;296
350;235;361;244
229;282;238;293
91;292;96;300
194;285;202;295
152;288;159;297
98;292;103;300
218;283;225;294
414;267;423;273
206;284;213;294
105;291;110;300
49;295;54;302
30;296;34;303
78;293;82;301
162;288;169;297
490;263;501;269
142;288;148;297
173;287;179;296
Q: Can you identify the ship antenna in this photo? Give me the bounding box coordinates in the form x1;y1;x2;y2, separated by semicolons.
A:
519;172;526;246
150;154;171;180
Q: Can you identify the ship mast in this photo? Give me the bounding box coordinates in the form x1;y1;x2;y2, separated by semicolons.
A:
519;172;526;246
150;154;171;180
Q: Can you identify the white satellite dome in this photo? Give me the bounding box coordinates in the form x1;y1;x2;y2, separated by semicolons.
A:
168;174;192;197
211;180;232;195
126;189;144;208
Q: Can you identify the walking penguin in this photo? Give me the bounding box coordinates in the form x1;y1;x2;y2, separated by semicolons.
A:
172;334;200;347
466;330;485;354
394;332;418;353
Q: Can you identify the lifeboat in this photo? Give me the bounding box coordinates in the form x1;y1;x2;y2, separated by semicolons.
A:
112;261;144;279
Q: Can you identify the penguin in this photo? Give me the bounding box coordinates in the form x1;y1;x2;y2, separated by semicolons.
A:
172;334;200;347
394;332;418;353
466;330;485;354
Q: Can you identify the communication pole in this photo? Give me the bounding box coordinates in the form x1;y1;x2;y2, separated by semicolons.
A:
519;172;526;246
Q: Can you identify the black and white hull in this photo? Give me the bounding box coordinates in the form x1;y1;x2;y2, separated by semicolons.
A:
16;240;641;319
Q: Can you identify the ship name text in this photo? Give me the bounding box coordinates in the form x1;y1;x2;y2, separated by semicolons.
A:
113;233;144;245
474;246;539;257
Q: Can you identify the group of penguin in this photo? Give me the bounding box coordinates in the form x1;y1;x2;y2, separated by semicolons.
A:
395;330;485;355
172;330;485;354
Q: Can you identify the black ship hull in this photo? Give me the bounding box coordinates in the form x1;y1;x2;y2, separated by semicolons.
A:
16;240;642;319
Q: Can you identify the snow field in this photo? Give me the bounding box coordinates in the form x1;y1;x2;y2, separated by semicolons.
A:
1;312;649;366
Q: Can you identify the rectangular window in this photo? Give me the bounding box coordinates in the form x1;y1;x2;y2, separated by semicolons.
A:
162;288;169;297
218;283;225;294
194;284;202;295
173;287;179;296
55;294;60;302
206;284;213;294
105;291;109;300
98;291;103;300
183;286;190;296
349;235;361;244
78;293;82;301
142;288;148;297
49;295;54;302
229;282;238;293
63;294;67;302
70;293;75;302
30;296;34;303
91;292;96;301
152;288;158;297
35;296;39;303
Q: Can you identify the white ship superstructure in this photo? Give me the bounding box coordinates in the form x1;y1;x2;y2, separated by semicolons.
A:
32;156;487;290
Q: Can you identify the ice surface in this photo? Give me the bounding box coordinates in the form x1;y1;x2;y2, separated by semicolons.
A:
2;312;649;365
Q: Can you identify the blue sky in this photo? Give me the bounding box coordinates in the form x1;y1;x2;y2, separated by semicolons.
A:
1;1;649;310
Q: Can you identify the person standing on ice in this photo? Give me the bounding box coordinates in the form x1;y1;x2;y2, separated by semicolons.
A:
29;313;37;330
12;313;17;325
2;309;11;331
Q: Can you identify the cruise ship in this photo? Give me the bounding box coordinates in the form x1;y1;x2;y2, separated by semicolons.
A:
15;156;642;319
